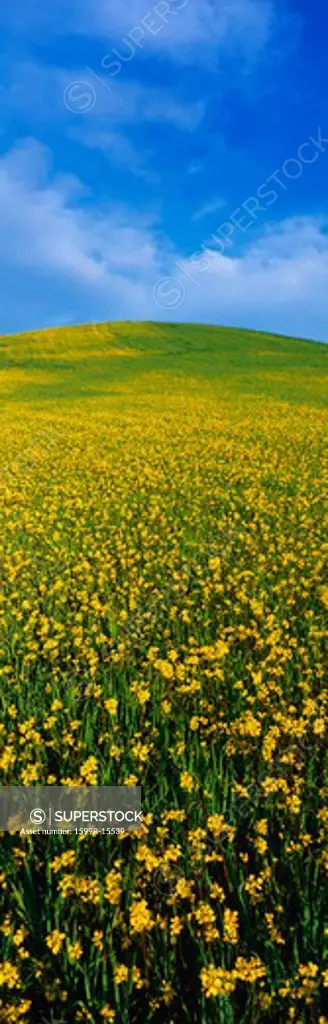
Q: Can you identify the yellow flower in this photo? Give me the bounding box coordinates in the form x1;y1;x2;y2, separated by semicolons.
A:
207;814;227;838
114;963;129;984
210;883;225;902
129;898;154;934
255;818;268;836
161;980;174;1004
20;763;40;785
208;557;221;573
104;698;118;716
100;1006;115;1020
67;941;83;963
254;837;268;855
0;747;16;772
132;966;144;989
7;704;18;718
161;700;171;714
175;878;194;900
0;961;21;989
130;682;150;706
0;916;12;936
194;903;216;927
51;699;63;711
223;908;239;944
265;913;285;945
51;850;76;872
286;793;302;814
79;755;98;784
104;870;122;905
92;929;103;951
234;956;266;982
201;965;236;998
155;659;174;680
180;772;194;793
170;916;183;937
45;930;65;955
13;927;27;947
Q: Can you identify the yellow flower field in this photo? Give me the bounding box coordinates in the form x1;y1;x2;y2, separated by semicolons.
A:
0;321;327;1023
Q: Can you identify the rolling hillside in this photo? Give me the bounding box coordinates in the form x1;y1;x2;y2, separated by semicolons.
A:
0;322;327;1024
0;320;327;408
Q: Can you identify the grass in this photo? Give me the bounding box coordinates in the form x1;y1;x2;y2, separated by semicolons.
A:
0;320;327;1023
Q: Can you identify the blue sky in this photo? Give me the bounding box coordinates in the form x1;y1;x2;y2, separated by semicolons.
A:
0;0;327;341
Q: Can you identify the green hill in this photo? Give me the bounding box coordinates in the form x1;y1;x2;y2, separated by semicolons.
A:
0;320;327;407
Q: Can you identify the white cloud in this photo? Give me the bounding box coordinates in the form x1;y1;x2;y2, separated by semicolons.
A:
169;217;328;341
0;0;276;58
91;0;276;62
0;139;163;307
0;138;327;343
67;126;156;181
192;197;226;221
2;60;205;132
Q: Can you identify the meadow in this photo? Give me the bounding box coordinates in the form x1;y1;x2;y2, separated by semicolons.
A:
0;320;327;1024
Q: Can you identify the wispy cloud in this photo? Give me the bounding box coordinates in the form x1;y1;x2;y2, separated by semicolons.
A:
191;197;226;221
187;160;203;175
1;60;205;131
91;0;277;61
67;126;157;181
0;0;278;63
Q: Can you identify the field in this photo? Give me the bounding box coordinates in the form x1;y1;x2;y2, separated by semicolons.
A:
0;320;327;1024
